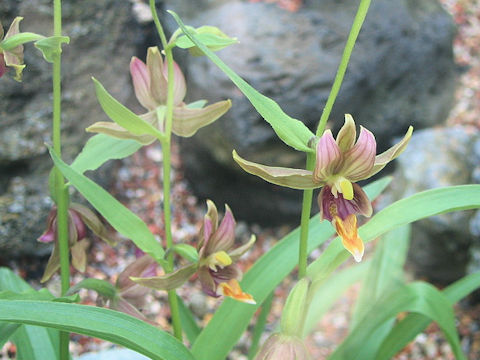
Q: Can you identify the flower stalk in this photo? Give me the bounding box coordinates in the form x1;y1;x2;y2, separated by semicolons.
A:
149;0;183;341
297;0;372;278
51;0;71;358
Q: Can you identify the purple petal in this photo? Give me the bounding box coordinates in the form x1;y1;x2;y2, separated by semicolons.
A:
0;54;6;78
70;209;87;241
198;267;219;297
206;204;236;253
211;264;242;284
130;57;157;110
341;126;376;181
313;130;343;182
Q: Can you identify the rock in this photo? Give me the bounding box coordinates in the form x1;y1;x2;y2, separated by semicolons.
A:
0;0;143;258
165;0;457;224
380;126;480;284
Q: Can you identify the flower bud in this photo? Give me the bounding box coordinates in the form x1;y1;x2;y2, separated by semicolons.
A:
254;333;310;360
281;278;310;336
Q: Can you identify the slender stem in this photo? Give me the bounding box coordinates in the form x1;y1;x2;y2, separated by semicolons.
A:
316;0;371;136
150;0;183;341
298;153;315;279
52;0;70;358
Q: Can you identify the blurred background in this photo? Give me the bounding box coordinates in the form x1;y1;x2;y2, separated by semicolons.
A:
0;0;479;358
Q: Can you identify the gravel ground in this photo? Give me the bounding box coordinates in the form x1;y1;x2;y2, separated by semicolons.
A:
2;0;480;359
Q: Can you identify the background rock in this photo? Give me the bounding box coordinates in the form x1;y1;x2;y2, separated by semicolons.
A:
0;0;143;258
379;126;480;284
164;0;457;224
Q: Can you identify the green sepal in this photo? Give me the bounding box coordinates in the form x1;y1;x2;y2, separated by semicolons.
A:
34;36;69;63
0;32;44;51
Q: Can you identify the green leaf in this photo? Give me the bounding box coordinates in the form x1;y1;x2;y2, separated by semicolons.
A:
175;31;237;53
177;296;201;344
0;300;194;360
71;134;143;174
186;100;208;109
0;32;44;50
168;11;315;153
190;177;391;360
92;77;164;139
307;185;480;282
48;147;167;267
302;261;369;337
376;271;480;360
0;268;59;360
34;36;70;63
328;282;465;360
351;225;411;328
248;292;274;360
67;278;118;300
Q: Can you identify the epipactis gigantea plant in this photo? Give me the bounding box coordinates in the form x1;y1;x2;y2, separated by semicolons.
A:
0;17;25;81
132;200;256;304
87;46;231;141
234;114;413;262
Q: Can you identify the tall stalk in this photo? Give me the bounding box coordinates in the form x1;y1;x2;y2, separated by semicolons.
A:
297;0;372;278
149;0;183;341
52;0;71;358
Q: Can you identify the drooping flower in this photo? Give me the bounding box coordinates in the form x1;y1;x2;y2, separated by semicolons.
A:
233;114;413;262
132;200;256;304
38;203;116;282
0;17;26;81
87;46;231;142
255;333;311;360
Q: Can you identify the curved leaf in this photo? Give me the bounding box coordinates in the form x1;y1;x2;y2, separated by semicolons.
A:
328;282;465;360
168;11;315;153
190;177;391;360
48;147;166;267
0;300;194;360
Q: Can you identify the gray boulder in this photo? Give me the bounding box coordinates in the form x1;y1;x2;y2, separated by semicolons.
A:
381;126;480;284
166;0;457;224
0;0;142;258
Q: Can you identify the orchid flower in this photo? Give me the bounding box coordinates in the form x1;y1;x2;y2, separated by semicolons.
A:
87;46;231;142
132;200;256;304
0;17;26;81
234;114;413;262
38;203;116;282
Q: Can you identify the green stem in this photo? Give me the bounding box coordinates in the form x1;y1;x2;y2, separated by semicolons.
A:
297;0;371;277
52;0;70;358
316;0;371;136
298;153;315;279
150;0;183;341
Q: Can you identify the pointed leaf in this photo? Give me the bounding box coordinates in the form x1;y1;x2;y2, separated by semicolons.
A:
92;77;164;139
169;11;315;153
132;264;197;291
0;300;195;360
48;147;167;267
67;278;118;300
0;32;44;51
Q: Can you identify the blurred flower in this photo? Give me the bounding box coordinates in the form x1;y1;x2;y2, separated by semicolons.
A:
255;333;310;360
38;203;116;282
0;17;26;81
234;114;413;262
87;46;231;141
132;200;256;304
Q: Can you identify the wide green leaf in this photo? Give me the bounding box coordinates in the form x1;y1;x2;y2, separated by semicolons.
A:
190;177;391;360
376;271;480;359
92;77;164;139
307;185;480;281
351;225;410;328
169;11;315;153
177;296;201;344
48;148;167;267
0;268;59;360
71;134;142;174
0;300;194;360
328;282;465;360
0;32;44;50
